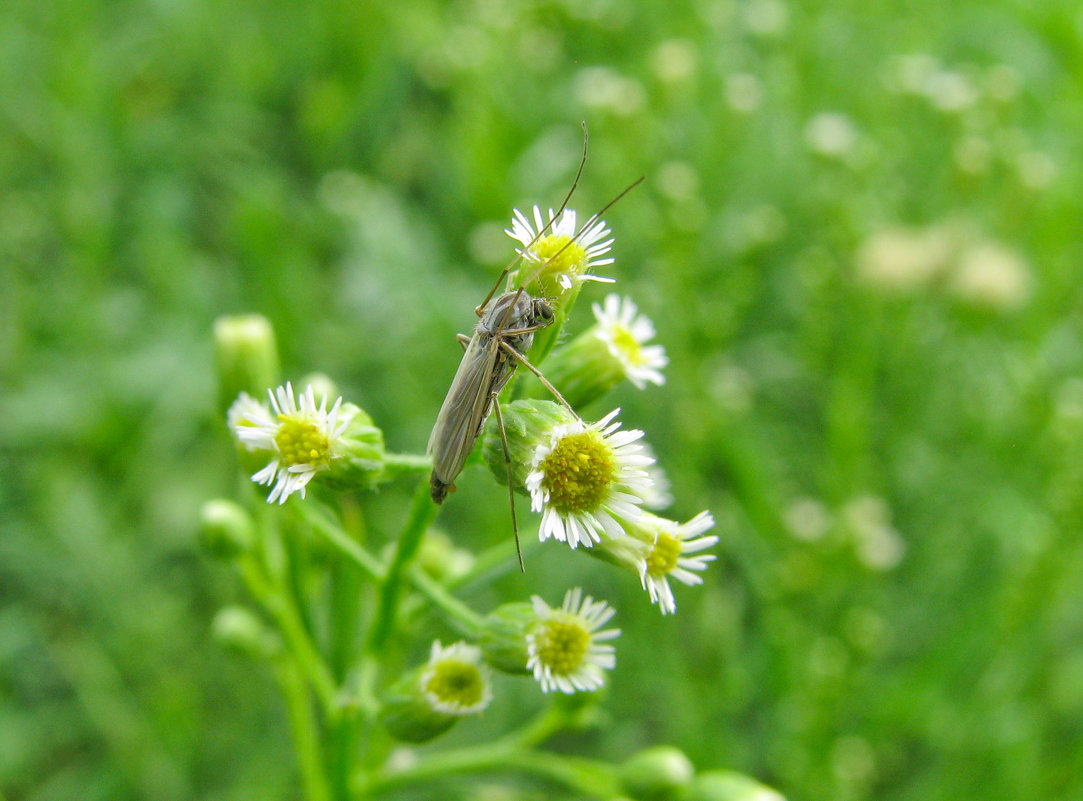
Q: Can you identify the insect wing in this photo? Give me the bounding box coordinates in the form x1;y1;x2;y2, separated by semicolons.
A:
428;333;501;487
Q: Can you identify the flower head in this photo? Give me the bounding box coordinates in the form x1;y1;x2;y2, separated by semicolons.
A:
229;382;351;504
591;294;668;388
625;511;718;615
525;408;654;549
506;206;615;296
419;641;492;715
526;588;620;693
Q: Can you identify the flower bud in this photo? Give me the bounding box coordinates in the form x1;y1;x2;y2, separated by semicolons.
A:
322;404;388;491
213;315;279;416
523;294;668;407
198;499;256;559
522;330;627;408
481;399;576;490
380;641;492;743
211;606;279;659
417;530;475;583
379;666;457;743
479;602;536;674
620;746;695;801
684;771;786;801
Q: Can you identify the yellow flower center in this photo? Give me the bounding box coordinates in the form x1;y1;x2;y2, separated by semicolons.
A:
611;326;646;365
274;415;330;467
531;234;587;294
540;430;615;514
646;531;681;577
425;661;484;708
534;619;589;675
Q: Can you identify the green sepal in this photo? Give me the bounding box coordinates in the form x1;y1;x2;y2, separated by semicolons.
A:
481;399;576;490
479;602;536;675
378;665;459;743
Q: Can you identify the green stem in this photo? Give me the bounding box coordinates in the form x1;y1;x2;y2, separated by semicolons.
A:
500;703;568;749
407;567;486;635
367;478;438;652
358;742;619;798
239;556;339;717
326;501;366;801
448;536;540;593
274;659;332;801
381;452;433;479
295;503;385;580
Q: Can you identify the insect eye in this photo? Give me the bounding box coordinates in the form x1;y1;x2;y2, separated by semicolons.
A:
537;301;555;320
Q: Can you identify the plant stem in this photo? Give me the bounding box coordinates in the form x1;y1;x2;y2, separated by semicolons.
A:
367;478;437;652
239;556;339;717
381;452;433;479
358;742;620;798
275;659;332;801
295;503;385;580
407;566;486;635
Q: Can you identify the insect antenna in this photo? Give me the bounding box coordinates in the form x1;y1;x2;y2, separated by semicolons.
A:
475;123;592;315
495;172;646;337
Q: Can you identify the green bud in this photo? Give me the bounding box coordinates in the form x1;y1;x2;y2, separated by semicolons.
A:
522;327;626;408
379;665;459;742
323;404;388;491
479;602;536;674
211;606;279;659
214;315;279;416
299;372;339;403
198;499;256;559
380;641;491;742
417;530;475;583
620;746;695;801
481;399;576;490
684;771;786;801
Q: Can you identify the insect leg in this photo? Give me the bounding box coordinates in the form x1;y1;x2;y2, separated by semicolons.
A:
492;399;526;573
457;333;471;351
497;340;582;421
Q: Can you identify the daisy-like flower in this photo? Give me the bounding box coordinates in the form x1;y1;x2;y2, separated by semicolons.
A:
627;511;718;615
525;408;655;549
229;382;351;504
591;294;669;388
419;641;492;715
506;205;615;294
526;588;620;694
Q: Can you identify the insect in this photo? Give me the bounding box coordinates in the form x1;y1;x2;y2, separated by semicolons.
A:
428;290;559;507
428;129;642;570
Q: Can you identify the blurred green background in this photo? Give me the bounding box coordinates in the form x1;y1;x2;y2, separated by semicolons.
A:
4;0;1083;799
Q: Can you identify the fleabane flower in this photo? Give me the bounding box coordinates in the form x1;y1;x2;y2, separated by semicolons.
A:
526;588;620;693
525;408;654;549
419;641;492;715
591;294;668;388
506;205;615;295
622;511;718;615
229;382;351;504
522;295;669;407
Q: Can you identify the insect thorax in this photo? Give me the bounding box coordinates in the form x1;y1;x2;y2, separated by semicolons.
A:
480;291;553;353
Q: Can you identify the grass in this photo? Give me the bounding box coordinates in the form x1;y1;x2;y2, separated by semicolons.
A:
3;0;1083;799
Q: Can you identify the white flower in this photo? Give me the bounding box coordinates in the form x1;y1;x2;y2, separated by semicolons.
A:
229;382;351;504
506;205;615;293
525;409;654;549
949;241;1030;310
630;511;718;615
526;588;620;694
591;294;668;388
419;641;492;715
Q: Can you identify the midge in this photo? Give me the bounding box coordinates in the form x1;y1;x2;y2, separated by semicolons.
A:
427;131;642;570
